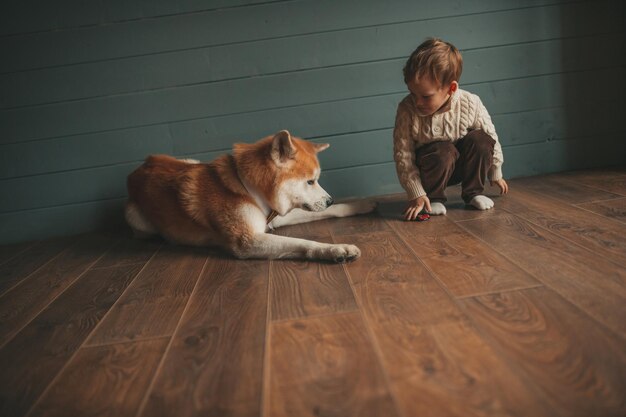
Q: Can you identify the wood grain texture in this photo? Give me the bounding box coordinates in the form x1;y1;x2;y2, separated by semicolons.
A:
511;174;622;204
388;216;542;298
577;197;626;224
458;212;626;338
559;168;626;195
270;251;357;321
498;184;626;264
461;287;626;416
340;231;556;417
0;234;116;347
269;312;399;417
0;240;34;266
28;338;169;417
139;258;268;417
0;262;143;417
0;236;75;297
86;245;206;345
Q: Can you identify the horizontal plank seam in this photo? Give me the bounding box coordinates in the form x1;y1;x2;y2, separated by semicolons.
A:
0;0;588;74
79;334;171;349
454;284;545;300
3;30;621;111
1;64;621;146
0;0;295;40
270;307;363;325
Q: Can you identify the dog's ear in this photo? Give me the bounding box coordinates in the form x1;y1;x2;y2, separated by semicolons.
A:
312;143;330;153
271;130;297;164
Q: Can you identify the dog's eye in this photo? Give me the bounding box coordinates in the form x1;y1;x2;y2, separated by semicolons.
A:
307;180;315;185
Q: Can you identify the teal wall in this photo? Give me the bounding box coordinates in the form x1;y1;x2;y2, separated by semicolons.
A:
1;0;625;244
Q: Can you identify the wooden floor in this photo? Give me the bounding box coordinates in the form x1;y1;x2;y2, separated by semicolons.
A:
1;168;625;417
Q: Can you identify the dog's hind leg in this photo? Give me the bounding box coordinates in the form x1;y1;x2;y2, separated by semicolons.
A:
125;202;158;239
270;199;377;228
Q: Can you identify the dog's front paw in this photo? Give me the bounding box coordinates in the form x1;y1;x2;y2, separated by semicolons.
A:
328;244;361;263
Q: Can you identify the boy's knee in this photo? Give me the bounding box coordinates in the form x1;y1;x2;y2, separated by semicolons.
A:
419;142;458;168
464;130;495;154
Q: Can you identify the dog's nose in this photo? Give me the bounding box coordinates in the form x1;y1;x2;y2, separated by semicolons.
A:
325;197;334;207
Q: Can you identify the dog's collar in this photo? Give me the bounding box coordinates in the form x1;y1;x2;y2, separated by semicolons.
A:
236;172;278;225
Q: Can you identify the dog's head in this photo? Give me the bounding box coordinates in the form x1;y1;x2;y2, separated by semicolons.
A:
234;130;332;216
270;130;332;215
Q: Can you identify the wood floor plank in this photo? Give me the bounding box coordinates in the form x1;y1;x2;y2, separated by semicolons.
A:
460;287;626;416
327;211;392;237
498;185;626;264
271;236;357;321
0;240;35;266
85;246;206;346
0;234;116;347
269;312;399;417
27;338;169;417
558;168;626;195
387;217;542;298
0;263;144;417
458;212;626;338
511;174;622;204
90;236;162;269
577;197;626;224
339;231;556;417
0;236;76;297
139;258;269;417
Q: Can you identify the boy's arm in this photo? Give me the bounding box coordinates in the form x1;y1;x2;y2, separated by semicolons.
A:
472;96;504;181
393;101;427;200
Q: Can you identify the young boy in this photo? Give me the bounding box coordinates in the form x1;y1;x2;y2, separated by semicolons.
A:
393;38;508;220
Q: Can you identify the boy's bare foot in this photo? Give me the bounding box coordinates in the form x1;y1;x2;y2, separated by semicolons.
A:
428;202;447;215
469;195;494;210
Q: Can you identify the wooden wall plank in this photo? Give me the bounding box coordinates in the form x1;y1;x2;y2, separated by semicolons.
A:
1;1;273;36
2;4;618;109
3;35;623;144
0;0;580;72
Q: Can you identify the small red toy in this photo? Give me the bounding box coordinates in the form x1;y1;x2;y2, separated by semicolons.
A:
415;213;430;222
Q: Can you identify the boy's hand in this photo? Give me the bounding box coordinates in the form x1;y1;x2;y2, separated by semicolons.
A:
491;178;509;194
403;196;432;221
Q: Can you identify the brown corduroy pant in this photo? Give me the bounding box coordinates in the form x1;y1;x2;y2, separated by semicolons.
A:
415;129;496;204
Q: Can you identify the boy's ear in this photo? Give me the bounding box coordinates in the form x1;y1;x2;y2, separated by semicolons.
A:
449;81;459;94
271;130;297;164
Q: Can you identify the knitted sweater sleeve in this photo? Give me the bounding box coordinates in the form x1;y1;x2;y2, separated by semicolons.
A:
393;101;426;199
472;96;504;181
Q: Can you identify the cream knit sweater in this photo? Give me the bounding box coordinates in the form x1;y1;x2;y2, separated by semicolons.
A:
393;88;504;200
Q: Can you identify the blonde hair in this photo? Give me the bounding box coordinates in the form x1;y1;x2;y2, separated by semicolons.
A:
403;38;463;86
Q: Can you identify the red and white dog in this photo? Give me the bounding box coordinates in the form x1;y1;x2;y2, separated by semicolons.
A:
125;130;375;262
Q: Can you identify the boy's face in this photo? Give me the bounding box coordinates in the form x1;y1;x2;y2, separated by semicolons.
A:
407;76;458;117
